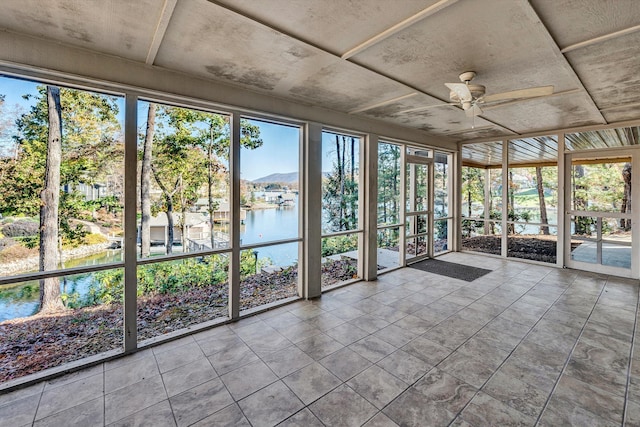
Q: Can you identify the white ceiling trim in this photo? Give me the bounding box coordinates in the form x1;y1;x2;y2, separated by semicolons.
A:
560;24;640;54
525;0;606;126
145;0;178;65
348;92;417;114
340;0;459;60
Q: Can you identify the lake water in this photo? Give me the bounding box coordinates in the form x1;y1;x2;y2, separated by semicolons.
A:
0;203;300;321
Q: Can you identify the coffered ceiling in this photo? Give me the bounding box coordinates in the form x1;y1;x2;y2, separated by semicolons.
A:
0;0;639;142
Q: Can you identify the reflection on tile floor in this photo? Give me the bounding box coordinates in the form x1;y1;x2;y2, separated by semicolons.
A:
1;252;639;426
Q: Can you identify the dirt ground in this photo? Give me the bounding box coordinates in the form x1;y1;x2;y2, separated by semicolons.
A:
462;234;571;263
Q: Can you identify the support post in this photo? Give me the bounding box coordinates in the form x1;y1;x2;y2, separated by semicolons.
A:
364;134;378;281
304;123;322;298
229;113;241;318
123;93;138;352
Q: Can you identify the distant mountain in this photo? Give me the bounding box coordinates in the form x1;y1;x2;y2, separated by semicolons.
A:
252;172;299;184
252;171;331;184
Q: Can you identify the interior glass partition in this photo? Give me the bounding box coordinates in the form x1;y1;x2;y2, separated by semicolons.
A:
321;130;362;287
405;147;431;262
0;75;126;381
135;100;232;341
507;136;559;263
376;141;402;270
239;118;301;312
461;141;503;255
434;151;453;254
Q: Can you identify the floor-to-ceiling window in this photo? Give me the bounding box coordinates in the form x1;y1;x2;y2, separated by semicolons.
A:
0;76;125;382
506;136;558;264
321;130;363;288
376;141;402;270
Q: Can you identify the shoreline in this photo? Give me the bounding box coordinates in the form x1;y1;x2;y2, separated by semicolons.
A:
0;242;112;277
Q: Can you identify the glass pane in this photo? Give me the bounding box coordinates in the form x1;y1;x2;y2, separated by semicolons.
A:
137;255;229;343
0;77;124;278
571;161;629;213
406;214;428;235
321;234;360;288
508;226;558;263
322;132;360;233
1;268;123;382
137;100;231;258
570;216;631;269
377;227;400;270
406;236;427;259
406;163;428;212
434;219;450;254
461;166;485;218
434;152;449;218
240;243;299;312
241;119;300;244
602;218;631;269
462;223;502;255
377;142;401;226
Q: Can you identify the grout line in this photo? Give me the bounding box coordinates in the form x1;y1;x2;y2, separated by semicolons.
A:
621;280;640;426
532;276;611;426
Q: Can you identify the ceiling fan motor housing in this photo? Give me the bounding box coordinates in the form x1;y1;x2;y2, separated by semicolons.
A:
449;84;486;103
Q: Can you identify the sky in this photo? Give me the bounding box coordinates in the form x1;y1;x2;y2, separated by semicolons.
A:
0;74;341;180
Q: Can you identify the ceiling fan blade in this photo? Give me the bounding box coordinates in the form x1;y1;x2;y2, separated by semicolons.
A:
465;103;483;117
445;83;472;102
483;85;554;103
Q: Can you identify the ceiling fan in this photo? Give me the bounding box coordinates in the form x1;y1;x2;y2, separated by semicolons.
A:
403;71;554;117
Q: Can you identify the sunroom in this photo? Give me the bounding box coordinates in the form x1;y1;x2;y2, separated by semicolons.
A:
1;1;640;425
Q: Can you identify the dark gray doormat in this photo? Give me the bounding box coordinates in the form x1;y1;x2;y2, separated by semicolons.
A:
409;259;492;282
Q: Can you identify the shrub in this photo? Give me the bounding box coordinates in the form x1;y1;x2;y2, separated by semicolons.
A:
0;237;16;251
2;220;38;238
83;233;108;245
0;244;37;263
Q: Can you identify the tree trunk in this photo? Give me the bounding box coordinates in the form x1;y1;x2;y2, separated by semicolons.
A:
165;196;174;255
621;163;631;230
535;167;549;235
39;86;64;313
140;103;155;257
207;130;218;249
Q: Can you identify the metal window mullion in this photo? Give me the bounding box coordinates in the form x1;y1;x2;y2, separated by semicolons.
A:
501;140;508;257
428;159;434;258
305;123;322;298
364;134;378;281
596;217;603;264
297;125;305;298
557;133;565;268
400;146;407;266
229;113;241;319
123;93;138;352
632;149;640;278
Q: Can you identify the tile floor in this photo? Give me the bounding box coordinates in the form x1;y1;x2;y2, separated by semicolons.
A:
2;252;640;426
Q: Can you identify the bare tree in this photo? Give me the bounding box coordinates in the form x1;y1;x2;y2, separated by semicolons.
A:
535;167;549;235
140;103;155;257
621;163;631;230
39;86;64;313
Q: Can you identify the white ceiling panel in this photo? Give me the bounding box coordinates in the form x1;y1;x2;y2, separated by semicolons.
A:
0;0;164;62
209;0;441;55
531;0;640;48
155;0;410;112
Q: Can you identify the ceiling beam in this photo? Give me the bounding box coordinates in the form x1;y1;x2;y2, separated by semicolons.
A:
348;92;417;114
145;0;178;65
340;0;459;60
561;24;640;54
